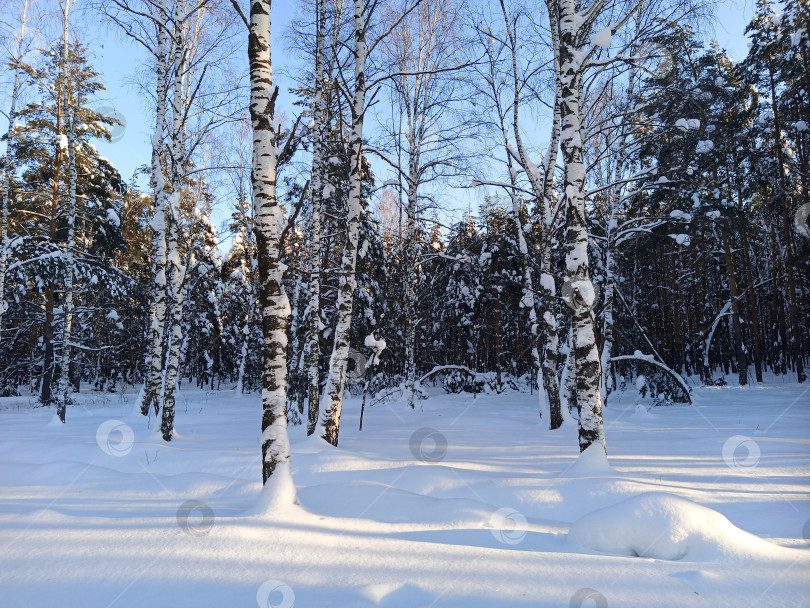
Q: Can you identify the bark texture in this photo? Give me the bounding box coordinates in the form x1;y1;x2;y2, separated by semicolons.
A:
248;0;293;483
320;0;366;447
557;0;605;452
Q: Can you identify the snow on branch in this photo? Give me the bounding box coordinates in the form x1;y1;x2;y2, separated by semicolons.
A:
416;364;477;388
610;355;692;403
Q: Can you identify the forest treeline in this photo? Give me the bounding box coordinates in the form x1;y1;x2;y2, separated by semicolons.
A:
0;0;807;482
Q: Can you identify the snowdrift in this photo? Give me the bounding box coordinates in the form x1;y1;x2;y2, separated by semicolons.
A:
568;492;801;561
559;442;617;478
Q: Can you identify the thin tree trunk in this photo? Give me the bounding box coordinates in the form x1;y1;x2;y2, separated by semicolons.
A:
42;1;70;407
559;332;577;422
722;229;747;385
501;0;563;427
160;2;189;441
236;295;254;393
141;0;170;417
57;93;79;421
321;0;367;447
502;125;547;420
306;0;327;436
403;148;418;409
770;226;788;376
160;191;185;441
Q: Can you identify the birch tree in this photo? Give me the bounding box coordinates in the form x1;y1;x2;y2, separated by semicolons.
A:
320;0;426;446
230;0;298;487
379;0;465;409
550;0;707;450
306;0;327;435
496;0;566;428
159;0;191;440
554;0;627;452
56;0;79;422
101;0;174;417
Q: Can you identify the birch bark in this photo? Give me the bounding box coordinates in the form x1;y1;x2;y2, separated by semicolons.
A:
56;0;76;423
306;0;327;435
320;0;367;447
500;0;564;428
160;0;189;440
557;0;606;452
140;0;171;417
248;0;294;486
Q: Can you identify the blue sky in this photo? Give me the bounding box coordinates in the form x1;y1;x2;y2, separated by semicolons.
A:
2;0;759;248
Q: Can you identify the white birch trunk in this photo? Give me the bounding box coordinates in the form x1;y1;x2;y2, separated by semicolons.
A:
287;264;304;425
160;193;185;440
235;307;252;393
502;0;564;428
306;190;322;433
56;3;76;423
509;179;547;424
598;160;623;405
599;243;615;404
320;0;367;447
557;0;605;453
306;0;327;436
160;1;188;441
559;332;577;424
403;119;418;410
539;24;565;430
497;110;547;423
140;0;171;417
248;0;294;490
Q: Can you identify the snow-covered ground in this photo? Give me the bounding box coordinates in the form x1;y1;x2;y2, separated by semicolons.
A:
0;381;808;607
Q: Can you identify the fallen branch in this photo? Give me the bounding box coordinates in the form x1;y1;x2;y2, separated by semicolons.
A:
610;354;692;403
417;365;477;387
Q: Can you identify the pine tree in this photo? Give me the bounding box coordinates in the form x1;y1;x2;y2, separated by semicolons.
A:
10;40;127;408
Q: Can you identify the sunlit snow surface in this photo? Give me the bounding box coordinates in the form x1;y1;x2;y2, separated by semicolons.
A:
0;380;808;607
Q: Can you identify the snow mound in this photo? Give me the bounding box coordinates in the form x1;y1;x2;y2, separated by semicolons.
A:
568;492;800;561
242;462;300;518
560;443;616;478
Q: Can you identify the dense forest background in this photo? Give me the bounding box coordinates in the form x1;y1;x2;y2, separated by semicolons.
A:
0;0;807;436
